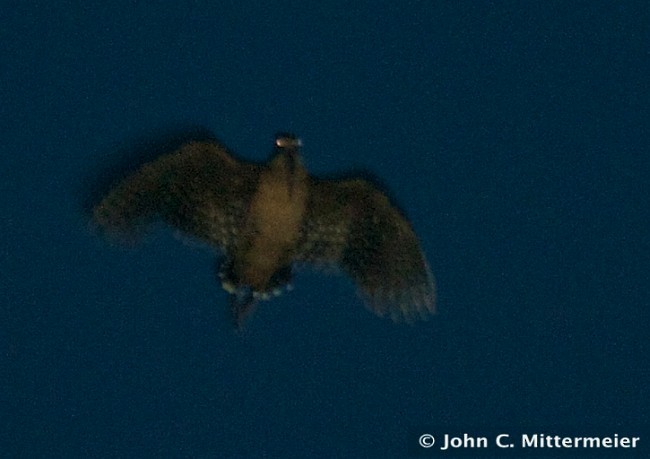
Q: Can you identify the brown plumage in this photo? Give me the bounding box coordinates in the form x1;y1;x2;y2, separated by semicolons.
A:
93;133;436;326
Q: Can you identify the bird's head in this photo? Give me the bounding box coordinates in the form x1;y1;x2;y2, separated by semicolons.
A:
269;132;304;177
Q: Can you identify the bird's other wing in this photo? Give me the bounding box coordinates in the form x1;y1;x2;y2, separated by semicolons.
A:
93;141;260;253
295;178;436;321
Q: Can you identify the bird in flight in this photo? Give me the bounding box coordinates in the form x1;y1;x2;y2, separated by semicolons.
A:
93;133;436;327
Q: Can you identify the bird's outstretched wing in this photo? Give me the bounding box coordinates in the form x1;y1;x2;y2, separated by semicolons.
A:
92;141;260;253
295;178;436;321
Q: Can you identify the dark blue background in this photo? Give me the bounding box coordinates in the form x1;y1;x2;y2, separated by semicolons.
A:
2;2;646;457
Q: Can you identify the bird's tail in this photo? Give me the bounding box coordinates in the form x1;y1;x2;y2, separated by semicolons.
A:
230;288;257;329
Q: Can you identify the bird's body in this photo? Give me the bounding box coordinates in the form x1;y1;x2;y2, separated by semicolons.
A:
93;133;435;326
235;142;308;292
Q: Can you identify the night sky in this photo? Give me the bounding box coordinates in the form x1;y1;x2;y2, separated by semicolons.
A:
2;2;647;457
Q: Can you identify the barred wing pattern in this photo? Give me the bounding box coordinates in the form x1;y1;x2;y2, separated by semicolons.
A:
296;178;436;321
93;141;260;254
